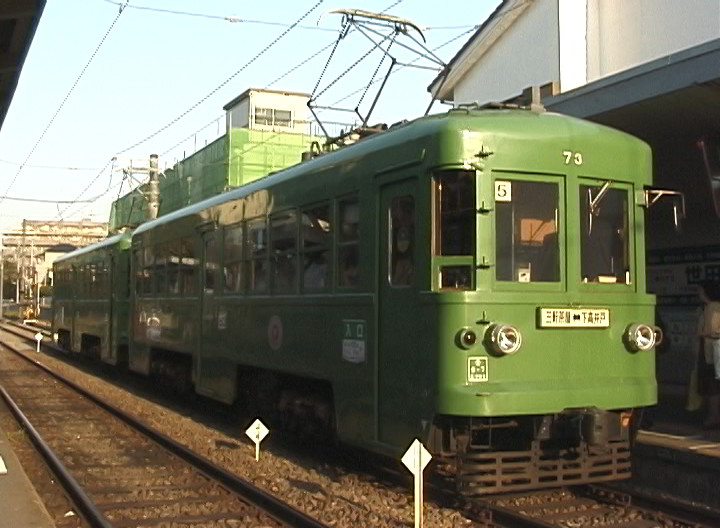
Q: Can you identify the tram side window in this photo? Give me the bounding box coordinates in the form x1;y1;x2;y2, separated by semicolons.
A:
223;224;244;293
271;210;298;294
133;250;144;296
301;203;331;291
83;265;90;297
248;218;268;293
71;266;78;297
389;196;415;286
434;170;476;289
579;184;629;284
88;264;96;297
495;180;559;283
155;243;168;295
204;236;217;295
338;197;360;288
180;237;197;296
167;239;181;295
101;263;109;298
97;263;107;299
142;247;154;296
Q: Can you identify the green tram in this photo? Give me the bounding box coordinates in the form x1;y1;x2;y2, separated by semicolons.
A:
53;106;669;493
53;232;131;364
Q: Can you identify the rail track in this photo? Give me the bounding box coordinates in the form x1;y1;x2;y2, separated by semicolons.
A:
0;328;329;528
2;321;720;528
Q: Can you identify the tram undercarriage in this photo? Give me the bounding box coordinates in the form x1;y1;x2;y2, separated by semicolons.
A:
429;409;636;494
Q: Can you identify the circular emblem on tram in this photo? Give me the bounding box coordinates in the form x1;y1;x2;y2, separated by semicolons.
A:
268;315;283;351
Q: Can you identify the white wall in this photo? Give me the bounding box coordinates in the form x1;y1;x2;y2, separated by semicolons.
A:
225;91;310;134
452;0;720;105
226;99;249;130
588;0;720;81
454;0;559;105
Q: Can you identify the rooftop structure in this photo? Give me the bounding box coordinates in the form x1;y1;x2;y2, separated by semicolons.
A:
110;88;322;232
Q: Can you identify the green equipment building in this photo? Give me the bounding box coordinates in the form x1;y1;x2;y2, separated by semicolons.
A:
110;88;322;231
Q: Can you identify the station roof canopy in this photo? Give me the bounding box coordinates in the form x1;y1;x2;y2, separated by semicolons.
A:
545;38;720;146
0;0;46;132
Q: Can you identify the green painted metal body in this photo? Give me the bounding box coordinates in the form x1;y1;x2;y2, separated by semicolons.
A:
52;233;131;365
125;108;655;456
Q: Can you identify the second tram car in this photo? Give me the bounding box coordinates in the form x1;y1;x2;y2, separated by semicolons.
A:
53;105;673;493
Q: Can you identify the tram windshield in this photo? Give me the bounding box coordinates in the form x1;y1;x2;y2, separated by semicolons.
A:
579;183;629;284
433;169;475;289
495;179;559;283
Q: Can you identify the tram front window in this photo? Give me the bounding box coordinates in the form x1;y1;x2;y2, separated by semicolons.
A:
495;180;559;283
433;170;475;289
579;183;629;284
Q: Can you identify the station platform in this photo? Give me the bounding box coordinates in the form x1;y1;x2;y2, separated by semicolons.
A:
629;382;720;512
0;424;55;528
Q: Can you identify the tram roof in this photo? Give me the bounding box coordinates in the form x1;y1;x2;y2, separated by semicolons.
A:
133;106;643;236
54;232;131;265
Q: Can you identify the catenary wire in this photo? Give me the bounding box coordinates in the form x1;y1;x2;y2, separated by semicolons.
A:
61;1;495;222
57;1;325;220
56;158;117;219
114;0;325;157
100;0;337;31
328;24;478;108
0;1;130;209
0;159;101;171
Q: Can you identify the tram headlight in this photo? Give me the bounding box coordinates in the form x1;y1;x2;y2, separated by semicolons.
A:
625;323;656;351
456;328;477;349
653;326;664;347
487;324;522;355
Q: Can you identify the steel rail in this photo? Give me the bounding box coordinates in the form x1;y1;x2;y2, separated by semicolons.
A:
585;484;720;528
2;317;52;337
0;332;330;528
0;385;113;528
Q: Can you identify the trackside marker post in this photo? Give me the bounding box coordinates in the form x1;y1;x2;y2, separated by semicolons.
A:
245;419;269;462
401;439;432;528
34;332;43;353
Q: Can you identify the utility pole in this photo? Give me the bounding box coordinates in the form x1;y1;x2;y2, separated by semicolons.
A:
30;241;36;317
20;218;26;300
148;153;159;220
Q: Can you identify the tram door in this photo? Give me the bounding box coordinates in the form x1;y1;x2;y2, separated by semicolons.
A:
378;179;420;446
105;254;115;364
197;231;218;398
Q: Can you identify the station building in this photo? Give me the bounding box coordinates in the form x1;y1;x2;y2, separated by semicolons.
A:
428;0;720;408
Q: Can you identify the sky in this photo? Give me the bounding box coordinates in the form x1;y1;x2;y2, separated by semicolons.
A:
0;0;501;232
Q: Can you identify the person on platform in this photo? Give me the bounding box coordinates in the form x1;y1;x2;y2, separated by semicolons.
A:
695;280;720;428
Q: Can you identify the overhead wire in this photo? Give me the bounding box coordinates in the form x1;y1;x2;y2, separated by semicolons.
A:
100;0;337;31
58;0;497;223
56;157;117;220
156;0;469;176
0;195;99;204
327;24;479;109
0;1;131;209
0;159;101;171
58;1;326;221
98;0;469;33
114;0;325;157
159;114;225;157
